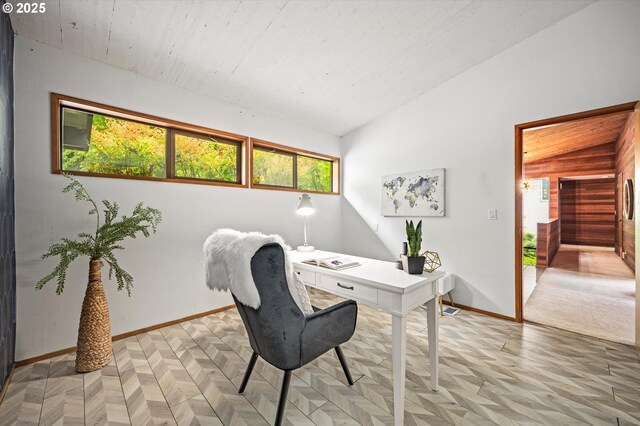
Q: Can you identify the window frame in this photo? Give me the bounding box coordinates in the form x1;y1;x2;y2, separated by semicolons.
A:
170;129;243;184
51;93;249;188
252;144;297;188
250;138;340;195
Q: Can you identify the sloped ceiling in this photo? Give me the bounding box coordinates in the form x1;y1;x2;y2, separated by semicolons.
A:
523;111;631;164
10;0;593;135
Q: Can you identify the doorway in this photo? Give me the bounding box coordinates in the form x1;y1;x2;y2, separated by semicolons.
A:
515;101;639;345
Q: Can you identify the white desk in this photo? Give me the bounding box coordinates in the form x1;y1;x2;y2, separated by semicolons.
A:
289;250;443;426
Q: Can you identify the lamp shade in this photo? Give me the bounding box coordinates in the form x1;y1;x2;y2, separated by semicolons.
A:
296;194;315;216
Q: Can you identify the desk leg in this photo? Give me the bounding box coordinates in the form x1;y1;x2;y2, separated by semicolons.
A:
426;296;439;391
391;314;407;426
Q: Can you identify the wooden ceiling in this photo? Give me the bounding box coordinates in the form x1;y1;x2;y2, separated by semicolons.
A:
523;111;631;164
9;1;593;136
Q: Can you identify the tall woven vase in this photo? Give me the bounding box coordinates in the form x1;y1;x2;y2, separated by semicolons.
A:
75;259;112;373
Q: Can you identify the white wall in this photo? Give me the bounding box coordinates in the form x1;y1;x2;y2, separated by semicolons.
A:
13;37;342;360
341;0;640;318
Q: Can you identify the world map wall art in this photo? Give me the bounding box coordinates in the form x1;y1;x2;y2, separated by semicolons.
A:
381;168;445;217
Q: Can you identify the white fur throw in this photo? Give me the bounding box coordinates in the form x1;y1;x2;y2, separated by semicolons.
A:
203;228;313;315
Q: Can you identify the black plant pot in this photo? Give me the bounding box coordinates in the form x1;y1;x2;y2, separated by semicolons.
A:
401;255;426;274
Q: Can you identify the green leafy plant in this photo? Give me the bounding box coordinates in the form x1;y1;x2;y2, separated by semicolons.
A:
36;175;162;295
405;220;423;257
523;232;537;266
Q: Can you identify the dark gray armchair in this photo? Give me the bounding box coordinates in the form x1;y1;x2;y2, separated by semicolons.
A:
233;243;357;425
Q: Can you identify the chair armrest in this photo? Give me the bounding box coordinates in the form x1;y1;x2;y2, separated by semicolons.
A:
299;300;358;366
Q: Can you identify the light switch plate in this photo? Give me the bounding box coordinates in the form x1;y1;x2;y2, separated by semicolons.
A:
488;209;497;220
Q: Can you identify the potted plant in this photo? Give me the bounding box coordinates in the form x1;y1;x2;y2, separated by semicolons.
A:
37;175;161;373
401;220;426;274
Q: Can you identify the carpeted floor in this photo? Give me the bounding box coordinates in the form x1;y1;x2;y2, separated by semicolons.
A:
524;245;635;344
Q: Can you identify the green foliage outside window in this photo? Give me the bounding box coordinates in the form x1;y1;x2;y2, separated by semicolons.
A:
60;105;335;192
63;112;166;177
523;232;537;266
61;109;240;183
252;148;332;192
175;133;238;182
297;156;331;192
252;149;294;187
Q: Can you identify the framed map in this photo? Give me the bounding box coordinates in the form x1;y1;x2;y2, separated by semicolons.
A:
381;168;445;217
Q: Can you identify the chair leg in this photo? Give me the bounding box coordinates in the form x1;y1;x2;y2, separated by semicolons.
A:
239;352;258;394
275;370;292;426
334;346;354;385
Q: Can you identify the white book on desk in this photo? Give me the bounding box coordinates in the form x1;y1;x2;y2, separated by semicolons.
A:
302;256;361;270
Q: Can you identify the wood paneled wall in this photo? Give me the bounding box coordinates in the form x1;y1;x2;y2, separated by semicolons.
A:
525;142;616;219
559;178;615;246
615;113;636;272
536;219;560;267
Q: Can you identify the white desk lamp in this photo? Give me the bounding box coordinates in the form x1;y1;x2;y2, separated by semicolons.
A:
296;193;315;252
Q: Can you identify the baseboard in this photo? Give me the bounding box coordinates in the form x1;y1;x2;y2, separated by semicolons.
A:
14;304;235;368
110;304;234;341
15;346;78;366
0;363;16;406
443;300;516;322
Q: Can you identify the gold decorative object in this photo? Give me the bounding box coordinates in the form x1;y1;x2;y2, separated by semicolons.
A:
421;250;441;272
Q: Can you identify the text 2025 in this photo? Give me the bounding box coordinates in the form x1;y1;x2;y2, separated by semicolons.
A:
16;3;46;14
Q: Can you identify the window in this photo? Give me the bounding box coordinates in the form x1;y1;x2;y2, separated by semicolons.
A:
297;155;332;192
251;139;339;194
540;178;550;201
173;131;241;182
253;147;294;187
52;93;248;187
61;108;167;178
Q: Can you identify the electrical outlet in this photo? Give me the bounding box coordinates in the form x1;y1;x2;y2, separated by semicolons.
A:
488;209;497;220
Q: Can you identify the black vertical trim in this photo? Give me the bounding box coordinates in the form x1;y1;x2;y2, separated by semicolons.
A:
0;1;16;394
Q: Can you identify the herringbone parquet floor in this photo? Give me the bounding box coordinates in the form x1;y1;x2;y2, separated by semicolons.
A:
1;287;639;425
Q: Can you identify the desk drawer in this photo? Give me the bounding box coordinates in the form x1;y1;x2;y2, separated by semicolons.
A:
318;275;378;304
296;269;316;286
